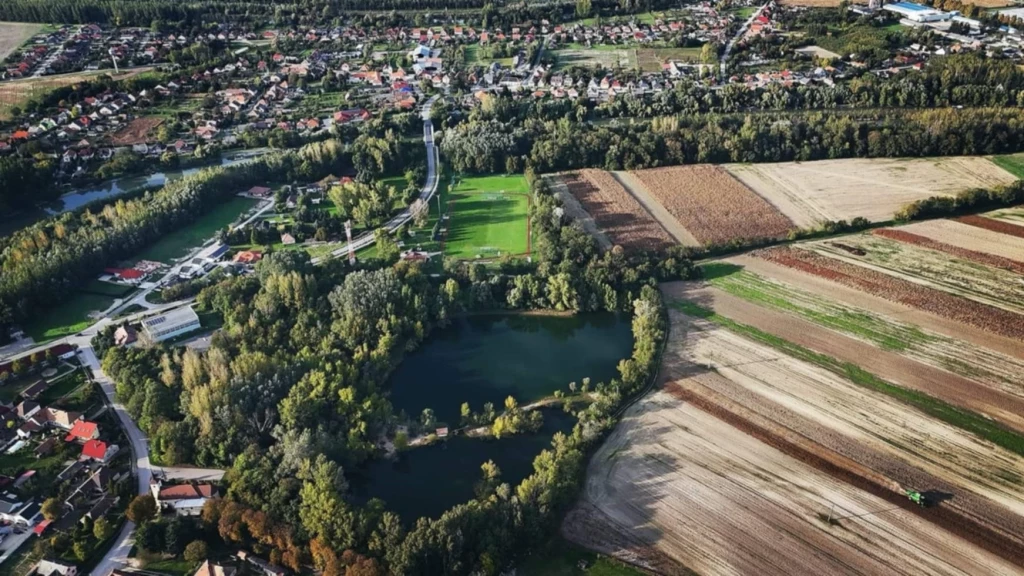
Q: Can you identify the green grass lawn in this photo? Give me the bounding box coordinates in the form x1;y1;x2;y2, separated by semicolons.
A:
992;153;1024;179
81;279;136;298
141;558;195;576
37;370;88;405
135;197;258;263
443;174;530;260
518;539;647;575
24;292;116;342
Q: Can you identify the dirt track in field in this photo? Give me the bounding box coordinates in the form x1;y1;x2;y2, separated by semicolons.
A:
900;219;1024;264
663;282;1024;432
659;310;1024;548
729;254;1024;361
566;387;1024;575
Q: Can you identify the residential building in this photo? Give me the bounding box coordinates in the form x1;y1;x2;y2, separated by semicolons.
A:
114;325;137;347
34;560;76;576
65;420;99;442
80;440;118;463
151;480;218;515
194;561;236;576
141;307;201;343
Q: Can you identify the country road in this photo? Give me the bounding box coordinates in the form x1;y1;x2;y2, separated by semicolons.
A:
721;2;769;77
315;95;441;264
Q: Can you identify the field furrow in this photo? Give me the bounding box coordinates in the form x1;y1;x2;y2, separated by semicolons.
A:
754;246;1024;341
561;170;674;252
630;165;794;245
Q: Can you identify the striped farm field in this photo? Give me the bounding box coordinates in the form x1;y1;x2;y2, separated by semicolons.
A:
629;165;794;245
560;169;674;252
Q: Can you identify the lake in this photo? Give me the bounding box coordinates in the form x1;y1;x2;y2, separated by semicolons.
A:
388;312;633;424
354;312;634;522
48;147;268;214
351;408;576;522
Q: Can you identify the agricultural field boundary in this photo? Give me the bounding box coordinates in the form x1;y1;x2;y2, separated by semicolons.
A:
610;171;700;247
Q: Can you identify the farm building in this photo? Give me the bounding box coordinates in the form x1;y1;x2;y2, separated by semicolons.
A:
883;2;953;22
141;307;200;343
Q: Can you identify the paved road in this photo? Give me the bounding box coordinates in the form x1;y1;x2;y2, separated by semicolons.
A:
315;95;440;264
81;345;152;576
721;3;769;77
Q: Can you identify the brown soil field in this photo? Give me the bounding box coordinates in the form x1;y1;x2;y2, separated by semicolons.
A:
725;157;1017;226
806;234;1024;314
755;246;1024;341
611;171;700;246
691;265;1024;399
900;219;1024;263
0;22;40;62
108;116;164;146
567;386;1024;575
630;165;794;245
0;67;153;120
665;281;1024;431
661;310;1024;546
560;170;674;251
730;253;1024;361
873;228;1024;275
958;214;1024;239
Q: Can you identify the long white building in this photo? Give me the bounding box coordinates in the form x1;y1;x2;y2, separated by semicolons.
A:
141;306;201;342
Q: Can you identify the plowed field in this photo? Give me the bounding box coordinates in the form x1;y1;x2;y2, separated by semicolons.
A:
560;170;674;251
630;165;794;245
566;385;1024;575
899;219;1024;263
109;116;163;145
755;246;1024;341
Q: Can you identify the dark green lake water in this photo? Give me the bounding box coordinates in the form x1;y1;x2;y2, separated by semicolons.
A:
353;312;633;522
388;312;633;424
351;408;576;522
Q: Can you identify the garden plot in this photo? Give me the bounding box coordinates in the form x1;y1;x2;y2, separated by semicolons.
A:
661;309;1024;545
804;233;1024;315
566;388;1023;576
554;47;636;70
629;165;794;245
898;219;1024;264
560;170;674;251
725;157;1017;226
695;266;1024;402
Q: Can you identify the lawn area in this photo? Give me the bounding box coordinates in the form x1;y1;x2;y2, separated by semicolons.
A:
23;292;116;342
81;279;136;298
637;46;704;71
444;174;530;260
518;539;646;575
37;370;89;405
991;153;1024;179
554;46;637;71
731;6;757;18
134;197;258;263
141;557;196;576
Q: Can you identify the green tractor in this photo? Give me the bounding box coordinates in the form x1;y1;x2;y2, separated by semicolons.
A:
905;489;928;507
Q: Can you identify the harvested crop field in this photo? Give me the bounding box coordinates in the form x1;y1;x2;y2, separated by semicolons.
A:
755;246;1024;341
960;212;1024;238
725;157;1017;226
805;234;1024;314
0;67;154;119
630;165;794;245
872;228;1024;275
566;387;1024;575
660;309;1024;549
679;268;1024;408
109;116;163;145
560;170;674;251
0;22;41;62
898;219;1024;264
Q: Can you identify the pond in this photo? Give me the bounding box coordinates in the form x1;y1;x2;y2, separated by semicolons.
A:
388;312;633;424
351;408;576;522
48;147;269;214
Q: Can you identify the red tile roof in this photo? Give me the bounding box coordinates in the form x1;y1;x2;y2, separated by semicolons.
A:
81;439;107;460
65;420;98;441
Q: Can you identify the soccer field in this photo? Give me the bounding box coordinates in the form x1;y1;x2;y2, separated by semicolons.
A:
444;175;530;259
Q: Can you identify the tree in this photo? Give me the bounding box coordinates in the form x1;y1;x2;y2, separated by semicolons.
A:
576;0;592;17
126;494;157;523
184;540;209;564
41;497;62;521
136;521;166;553
93;517;114;541
73;540;90;562
298;455;356;550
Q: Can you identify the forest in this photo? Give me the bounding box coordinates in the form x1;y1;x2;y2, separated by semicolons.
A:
96;173;694;574
0;140;349;324
440;106;1024;174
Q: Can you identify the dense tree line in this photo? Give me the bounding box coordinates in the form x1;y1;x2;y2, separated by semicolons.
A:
0;140;349;322
896;179;1024;221
441;106;1024;174
0;156;59;213
98;168;694;573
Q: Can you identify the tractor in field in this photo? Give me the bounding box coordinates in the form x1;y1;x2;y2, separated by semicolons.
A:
905;488;928;507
